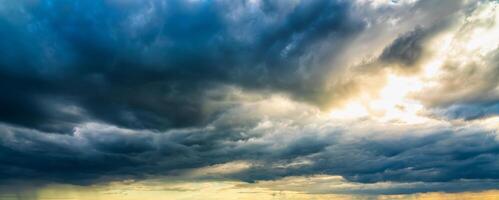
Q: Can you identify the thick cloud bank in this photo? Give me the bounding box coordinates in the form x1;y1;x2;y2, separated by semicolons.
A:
0;0;364;132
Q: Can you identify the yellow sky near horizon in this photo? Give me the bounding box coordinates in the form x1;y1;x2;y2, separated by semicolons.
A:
2;178;499;200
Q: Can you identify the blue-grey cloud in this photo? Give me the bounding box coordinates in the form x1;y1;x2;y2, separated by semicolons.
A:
380;26;428;66
1;120;499;195
0;0;364;133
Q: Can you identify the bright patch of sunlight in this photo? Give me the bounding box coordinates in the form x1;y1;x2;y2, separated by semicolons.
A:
330;74;428;124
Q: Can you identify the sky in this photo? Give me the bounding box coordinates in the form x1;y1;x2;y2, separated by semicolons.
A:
0;0;498;199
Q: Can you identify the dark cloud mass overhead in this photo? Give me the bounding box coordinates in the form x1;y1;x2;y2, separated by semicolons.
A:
0;0;364;133
0;0;499;198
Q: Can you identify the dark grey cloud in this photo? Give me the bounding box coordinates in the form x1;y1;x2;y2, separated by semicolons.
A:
230;128;499;186
378;15;454;71
380;26;428;66
434;103;499;120
1;120;499;195
0;0;364;133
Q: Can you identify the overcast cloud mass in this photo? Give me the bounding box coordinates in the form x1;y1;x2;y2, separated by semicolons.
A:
0;0;498;199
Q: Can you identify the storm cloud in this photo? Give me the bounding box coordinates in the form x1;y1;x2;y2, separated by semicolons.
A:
0;0;364;133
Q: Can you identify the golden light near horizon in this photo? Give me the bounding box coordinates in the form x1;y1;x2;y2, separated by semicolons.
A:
7;179;499;200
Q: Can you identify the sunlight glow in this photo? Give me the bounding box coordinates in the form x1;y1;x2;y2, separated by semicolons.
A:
330;74;428;124
330;1;499;124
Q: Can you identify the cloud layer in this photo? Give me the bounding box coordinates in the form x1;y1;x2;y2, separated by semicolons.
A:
0;0;498;196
